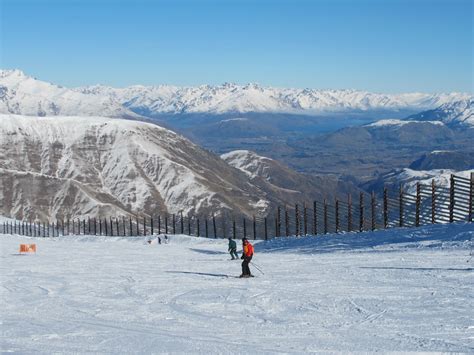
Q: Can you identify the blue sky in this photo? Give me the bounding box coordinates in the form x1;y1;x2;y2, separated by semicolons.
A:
1;0;472;93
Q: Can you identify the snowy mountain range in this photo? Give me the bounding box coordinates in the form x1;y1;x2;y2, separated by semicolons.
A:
77;82;470;116
0;70;139;118
1;69;471;118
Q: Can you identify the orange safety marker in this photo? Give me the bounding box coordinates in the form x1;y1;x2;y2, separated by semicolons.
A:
19;244;36;254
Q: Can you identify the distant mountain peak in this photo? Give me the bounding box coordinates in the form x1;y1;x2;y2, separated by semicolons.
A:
406;98;473;127
0;69;27;78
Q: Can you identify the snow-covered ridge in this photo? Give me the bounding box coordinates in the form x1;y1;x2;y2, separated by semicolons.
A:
221;150;274;179
0;69;471;117
407;98;474;127
0;114;273;219
366;119;445;128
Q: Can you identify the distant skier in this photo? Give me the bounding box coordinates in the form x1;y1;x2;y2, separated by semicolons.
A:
228;238;239;260
240;238;254;278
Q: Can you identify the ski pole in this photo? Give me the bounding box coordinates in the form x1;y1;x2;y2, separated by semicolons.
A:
250;262;264;275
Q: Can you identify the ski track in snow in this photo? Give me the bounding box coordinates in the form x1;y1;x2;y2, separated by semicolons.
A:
1;223;473;353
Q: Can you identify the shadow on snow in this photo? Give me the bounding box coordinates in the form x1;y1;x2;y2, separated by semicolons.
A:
166;271;230;278
254;223;473;255
188;248;227;255
360;266;473;272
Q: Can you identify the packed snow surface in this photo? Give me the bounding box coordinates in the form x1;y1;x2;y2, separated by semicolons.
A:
1;223;473;353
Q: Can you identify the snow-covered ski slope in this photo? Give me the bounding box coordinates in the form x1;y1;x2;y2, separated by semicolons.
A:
1;223;473;353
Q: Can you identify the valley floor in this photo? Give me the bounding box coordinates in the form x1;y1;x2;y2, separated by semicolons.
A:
1;223;473;353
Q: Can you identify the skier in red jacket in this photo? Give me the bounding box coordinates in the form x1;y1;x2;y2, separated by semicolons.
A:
240;238;254;278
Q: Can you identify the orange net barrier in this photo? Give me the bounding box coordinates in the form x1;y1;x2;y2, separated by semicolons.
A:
19;244;36;253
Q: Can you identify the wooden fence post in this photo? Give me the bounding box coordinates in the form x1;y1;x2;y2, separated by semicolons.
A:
359;193;364;232
449;174;454;223
222;217;226;239
348;194;352;232
274;215;278;238
264;217;268;240
383;187;388;229
313;201;317;235
399;185;404;227
213;215;217;238
295;204;300;236
253;215;256;240
470;172;473;222
415;183;421;227
303;203;308;236
277;206;281;237
108;217;112;236
371;191;376;231
232;218;236;239
431;179;436;224
324;199;328;234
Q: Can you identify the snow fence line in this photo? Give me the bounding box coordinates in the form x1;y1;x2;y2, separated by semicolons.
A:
2;223;473;255
1;172;473;241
